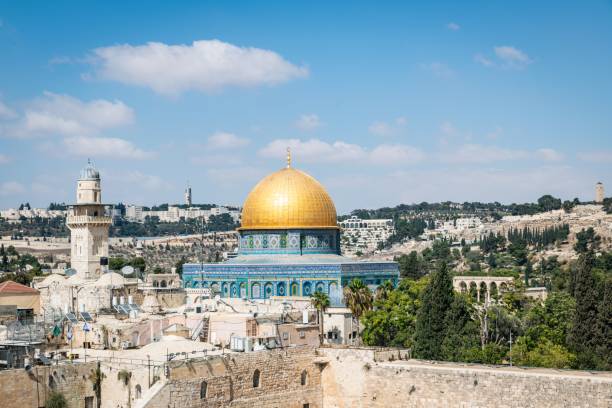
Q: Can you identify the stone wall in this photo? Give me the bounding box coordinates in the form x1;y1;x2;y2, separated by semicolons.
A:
319;347;612;408
143;346;322;408
0;362;97;408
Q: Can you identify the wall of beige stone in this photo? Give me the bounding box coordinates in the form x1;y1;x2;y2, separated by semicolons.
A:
142;346;322;408
0;362;97;408
319;347;612;408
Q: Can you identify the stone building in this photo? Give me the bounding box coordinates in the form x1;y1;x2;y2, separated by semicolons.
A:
66;161;111;280
596;181;605;203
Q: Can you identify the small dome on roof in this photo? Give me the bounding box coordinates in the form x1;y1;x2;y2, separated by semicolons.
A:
80;160;100;180
94;272;126;287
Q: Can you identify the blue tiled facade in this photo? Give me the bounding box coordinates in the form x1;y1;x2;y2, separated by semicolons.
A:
182;227;399;301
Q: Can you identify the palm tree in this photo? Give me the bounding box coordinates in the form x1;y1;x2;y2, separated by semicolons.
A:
343;279;373;343
118;370;132;408
88;362;106;408
310;291;331;344
375;280;394;302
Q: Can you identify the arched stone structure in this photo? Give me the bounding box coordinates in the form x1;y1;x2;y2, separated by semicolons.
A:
452;276;514;303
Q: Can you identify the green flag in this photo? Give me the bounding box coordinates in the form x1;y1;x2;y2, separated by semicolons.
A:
52;324;61;337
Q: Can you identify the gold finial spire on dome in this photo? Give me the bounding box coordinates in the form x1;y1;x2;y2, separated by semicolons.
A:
286;147;291;168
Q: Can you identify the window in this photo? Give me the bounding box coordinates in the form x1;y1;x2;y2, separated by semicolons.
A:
282;332;289;340
300;370;308;386
135;385;142;399
299;330;305;339
85;397;94;408
200;381;207;399
252;369;261;388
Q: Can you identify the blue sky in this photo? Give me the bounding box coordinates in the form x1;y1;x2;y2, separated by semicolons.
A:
0;1;611;213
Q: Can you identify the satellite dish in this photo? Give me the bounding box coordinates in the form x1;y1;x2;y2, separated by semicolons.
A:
64;268;77;277
121;266;135;276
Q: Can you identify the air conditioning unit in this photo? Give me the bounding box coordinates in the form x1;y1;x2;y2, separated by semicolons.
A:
120;341;132;349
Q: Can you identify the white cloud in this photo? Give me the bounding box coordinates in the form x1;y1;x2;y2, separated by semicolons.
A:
370;144;425;164
260;138;366;163
0;101;16;119
207;131;249;150
368;121;392;136
447;22;461;31
476;46;532;69
474;54;495;67
494;46;532;67
259;138;424;166
440;144;530;164
63;136;155;160
89;39;308;96
0;154;10;164
537;148;564;162
421;62;454;78
295;114;322;131
369;117;407;136
577;151;612;163
0;181;25;196
2;92;134;138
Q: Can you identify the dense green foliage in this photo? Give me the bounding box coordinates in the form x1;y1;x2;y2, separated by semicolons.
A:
45;392;68;408
361;235;611;370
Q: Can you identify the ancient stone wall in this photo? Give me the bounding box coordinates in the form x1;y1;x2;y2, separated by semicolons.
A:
0;362;97;408
319;347;612;408
143;346;322;408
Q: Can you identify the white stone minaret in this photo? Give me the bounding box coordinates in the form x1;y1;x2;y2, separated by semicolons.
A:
66;161;111;280
595;182;605;204
185;183;192;206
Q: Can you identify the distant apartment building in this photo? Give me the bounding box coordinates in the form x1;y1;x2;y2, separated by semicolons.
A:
0;208;66;222
339;216;395;254
124;204;240;224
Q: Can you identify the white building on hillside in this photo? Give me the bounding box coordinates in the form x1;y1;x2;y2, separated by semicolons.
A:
339;216;394;254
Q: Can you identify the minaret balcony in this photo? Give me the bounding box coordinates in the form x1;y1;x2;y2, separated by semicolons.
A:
66;215;112;226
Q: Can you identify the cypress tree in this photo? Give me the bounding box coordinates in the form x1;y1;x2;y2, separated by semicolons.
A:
414;262;453;360
569;252;599;369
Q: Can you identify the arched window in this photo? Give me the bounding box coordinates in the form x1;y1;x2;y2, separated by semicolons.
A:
160;280;167;288
300;370;308;386
200;381;207;399
135;384;142;399
252;369;261;388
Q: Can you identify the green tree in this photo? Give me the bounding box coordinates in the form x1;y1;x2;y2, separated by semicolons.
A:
510;338;575;368
414;262;453;360
343;279;373;341
574;228;600;254
310;291;331;344
524;260;533;287
46;392;68;408
569;252;600;369
440;295;480;361
374;279;394;302
361;278;428;348
397;251;422;280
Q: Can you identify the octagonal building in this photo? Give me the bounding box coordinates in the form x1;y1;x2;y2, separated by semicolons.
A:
182;154;399;302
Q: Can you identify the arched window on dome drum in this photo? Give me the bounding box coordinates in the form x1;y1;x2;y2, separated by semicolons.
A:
240;283;247;298
315;282;325;293
251;283;261;298
277;282;286;296
264;283;273;299
302;282;312;296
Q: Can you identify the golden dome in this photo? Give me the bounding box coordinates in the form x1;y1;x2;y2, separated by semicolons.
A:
239;165;338;230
